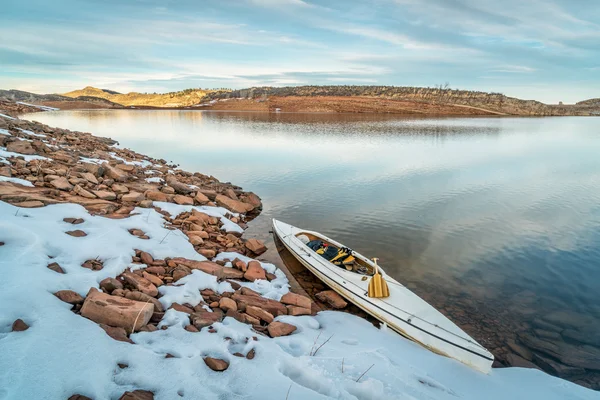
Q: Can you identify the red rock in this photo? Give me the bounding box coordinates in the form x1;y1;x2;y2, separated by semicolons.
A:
116;163;135;172
194;192;209;204
121;272;158;297
245;305;274;323
145;190;169;202
185;324;199;332
286;305;312;316
99;324;133;344
47;262;65;274
73;184;96;199
219;297;237;312
198;249;216;258
118;390;154;400
145;266;166;275
92;190;117;200
55;290;84;305
103;164;129;182
68;395;93;400
15;200;44;208
122;192;144;202
99;277;123;293
121;290;163;312
50;177;73;191
240;287;261;297
191;310;223;329
316;290;348;309
66;230;87;237
265;272;276;281
189;236;204;246
245;239;267;255
209;301;219;308
280;292;312;309
173;194;194;205
177;259;244;280
80;288;153;332
172;266;191;282
80;172;99;184
142;271;163;287
246;348;256;360
215;194;254;214
11;319;29;332
244;261;266;281
111;183;129;194
231;293;287;317
242;313;260;325
267;321;297;337
232;258;247;272
63;217;84;224
166;177;193;194
139;251;154;265
7;140;35;155
242;192;262;209
204;357;229;371
170;303;194;314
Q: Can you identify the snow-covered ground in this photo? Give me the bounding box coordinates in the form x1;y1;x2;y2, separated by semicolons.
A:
0;199;597;399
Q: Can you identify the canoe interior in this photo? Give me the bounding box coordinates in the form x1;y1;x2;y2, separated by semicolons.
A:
295;232;375;275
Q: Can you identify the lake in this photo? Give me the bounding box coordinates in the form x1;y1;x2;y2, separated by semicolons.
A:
24;109;600;387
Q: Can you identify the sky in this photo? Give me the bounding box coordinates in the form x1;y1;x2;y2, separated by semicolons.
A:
1;0;599;103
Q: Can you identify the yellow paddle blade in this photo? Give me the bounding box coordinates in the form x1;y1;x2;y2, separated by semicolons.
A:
367;272;390;298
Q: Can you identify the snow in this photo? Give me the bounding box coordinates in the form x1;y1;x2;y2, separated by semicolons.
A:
0;147;50;162
145;177;163;183
79;156;104;165
109;152;153;168
15;101;59;111
145;170;160;175
17;128;47;138
0;128;10;136
0;199;598;400
154;201;244;233
0;176;34;187
0;112;15;119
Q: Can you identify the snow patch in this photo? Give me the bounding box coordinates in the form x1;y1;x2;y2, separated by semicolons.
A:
0;176;34;187
0;147;50;162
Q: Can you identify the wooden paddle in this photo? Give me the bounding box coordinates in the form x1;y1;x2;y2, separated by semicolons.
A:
367;258;389;298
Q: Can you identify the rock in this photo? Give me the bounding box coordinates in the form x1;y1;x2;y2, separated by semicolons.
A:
286;305;312;316
267;321;297;337
119;390;154;400
185;325;199;332
173;194;194;205
223;188;238;200
562;328;600;347
507;340;533;360
47;262;65;274
534;329;562;340
242;192;262;210
170;303;194;314
178;260;244;280
194;192;210;204
0;166;11;177
99;277;123;293
172;266;191;282
11;319;29;332
92;190;117;200
142;271;163;287
139;200;153;208
139;251;154;265
198;189;217;201
280;292;312;309
188;235;204;246
80;172;99;184
519;333;600;370
316;290;347;309
219;297;237;312
73;184;96;199
80;288;153;332
191;310;223;329
122;192;144;202
198;249;216;258
232;258;247;272
63;217;84;225
68;395;93;400
112;183;129;194
506;354;541;370
66;230;87;237
231;293;287;317
7;140;35;155
55;290;84;305
13;200;45;208
240;287;261;297
532;353;588;378
244;261;266;281
99;324;133;344
245;305;274;323
123;290;164;312
145;266;166;275
50;177;74;191
121;272;158;297
204;357;229;371
246;348;256;360
103;164;128;182
166;176;193;194
215;194;254;214
145;190;169;202
245;239;267;255
116;164;135;172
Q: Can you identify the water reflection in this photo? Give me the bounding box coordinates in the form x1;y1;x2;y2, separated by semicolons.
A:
24;110;600;388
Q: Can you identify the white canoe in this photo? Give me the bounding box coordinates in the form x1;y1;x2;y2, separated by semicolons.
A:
272;218;494;373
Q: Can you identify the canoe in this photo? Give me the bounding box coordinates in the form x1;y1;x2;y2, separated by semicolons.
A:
272;218;494;373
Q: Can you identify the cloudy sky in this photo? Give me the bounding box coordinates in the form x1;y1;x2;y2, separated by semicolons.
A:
1;0;599;103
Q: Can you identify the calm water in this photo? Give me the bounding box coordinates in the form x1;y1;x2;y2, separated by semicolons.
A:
25;110;600;383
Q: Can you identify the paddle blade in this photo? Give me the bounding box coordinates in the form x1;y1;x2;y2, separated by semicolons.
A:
367;273;390;298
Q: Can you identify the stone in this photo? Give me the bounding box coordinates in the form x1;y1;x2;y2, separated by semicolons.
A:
286;305;312;316
204;357;229;372
315;290;347;309
215;194;254;214
55;290;84;305
170;303;194;314
198;189;217;200
123;291;163;313
242;313;260;325
188;235;204;246
177;259;244;280
166;177;193;194
519;333;600;370
50;177;73;191
198;248;216;259
80;288;153;332
505;354;541;370
246;348;256;360
194;191;210;204
139;251;154;265
119;390;154;400
145;190;169;202
532;353;588;378
14;200;45;208
112;183;129;194
99;277;123;293
223;187;238;200
7;140;35;155
240;287;261;297
139;200;153;208
99;324;133;344
232;259;247;272
93;190;117;200
562;328;600;347
68;395;93;400
121;272;158;297
219;297;237;312
47;262;65;274
280;292;312;309
245;305;274;323
191;310;223;329
145;266;166;275
242;192;262;210
116;163;136;172
267;321;297;337
142;271;163;287
244;261;266;281
73;184;96;199
185;325;199;333
66;230;87;237
80;172;99;184
63;217;84;224
103;164;129;182
506;340;533;360
122;192;144;202
244;239;267;255
231;293;287;317
173;194;194;205
172;266;191;282
12;319;29;332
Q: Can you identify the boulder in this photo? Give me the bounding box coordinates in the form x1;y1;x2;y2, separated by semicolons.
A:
81;288;153;332
190;310;223;329
145;190;169;202
139;251;154;265
215;194;254;214
173;194;194;205
50;177;73;191
176;259;244;280
219;297;237;312
80;172;99;184
73;185;96;199
116;164;135;172
12;319;29;332
47;262;65;274
267;321;297;337
99;324;133;344
99;277;123;293
93;190;117;200
121;272;158;297
231;293;287;317
280;292;312;309
315;290;347;309
241;192;262;210
55;290;85;305
194;192;210;204
204;357;229;372
519;333;600;370
7;140;35;155
123;290;164;312
122;192;144;202
66;230;87;237
245;239;267;255
245;305;274;323
244;261;266;281
286;305;311;316
103;164;128;182
165;177;192;194
142;271;163;287
112;183;129;194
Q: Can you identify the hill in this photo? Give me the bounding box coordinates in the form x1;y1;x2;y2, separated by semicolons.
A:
0;89;123;110
63;86;217;107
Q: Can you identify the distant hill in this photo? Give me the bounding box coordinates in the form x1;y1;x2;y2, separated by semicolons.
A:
63;86;217;107
0;89;123;110
576;98;600;106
